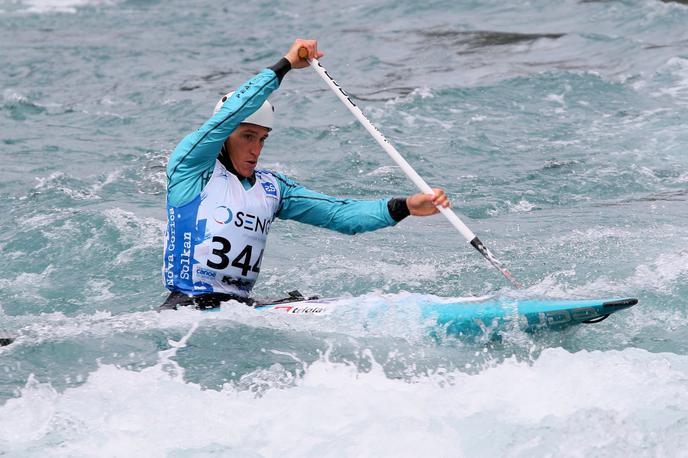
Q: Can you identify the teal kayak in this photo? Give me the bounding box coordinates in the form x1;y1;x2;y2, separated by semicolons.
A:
254;296;638;336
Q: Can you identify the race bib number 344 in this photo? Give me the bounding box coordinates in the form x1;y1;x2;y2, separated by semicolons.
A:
206;236;263;276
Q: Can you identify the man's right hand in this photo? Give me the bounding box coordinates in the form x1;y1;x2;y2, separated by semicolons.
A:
284;39;324;69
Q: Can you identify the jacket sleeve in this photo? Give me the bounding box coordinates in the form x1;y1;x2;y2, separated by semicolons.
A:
166;69;280;207
272;172;397;235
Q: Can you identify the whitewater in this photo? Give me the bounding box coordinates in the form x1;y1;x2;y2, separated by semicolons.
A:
1;0;687;455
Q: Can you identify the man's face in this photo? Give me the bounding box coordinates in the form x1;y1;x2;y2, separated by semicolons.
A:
225;123;269;177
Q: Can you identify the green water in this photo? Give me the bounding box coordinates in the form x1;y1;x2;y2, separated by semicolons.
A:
1;0;687;455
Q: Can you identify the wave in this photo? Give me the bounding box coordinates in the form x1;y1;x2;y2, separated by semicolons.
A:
1;345;686;456
7;0;119;13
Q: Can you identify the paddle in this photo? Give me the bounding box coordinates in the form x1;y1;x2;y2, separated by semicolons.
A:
298;48;522;288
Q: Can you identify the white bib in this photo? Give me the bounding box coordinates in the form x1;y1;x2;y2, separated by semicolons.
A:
163;161;281;297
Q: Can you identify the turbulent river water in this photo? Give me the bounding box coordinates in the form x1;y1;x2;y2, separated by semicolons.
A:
1;0;688;455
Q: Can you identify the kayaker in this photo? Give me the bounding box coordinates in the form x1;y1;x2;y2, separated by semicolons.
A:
161;39;450;310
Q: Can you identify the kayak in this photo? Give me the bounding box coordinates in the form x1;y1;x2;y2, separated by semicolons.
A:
0;296;636;348
254;295;638;337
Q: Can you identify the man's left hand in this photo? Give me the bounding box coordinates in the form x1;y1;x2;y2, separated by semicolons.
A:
407;188;450;216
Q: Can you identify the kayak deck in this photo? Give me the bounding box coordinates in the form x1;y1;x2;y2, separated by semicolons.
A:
254;296;638;336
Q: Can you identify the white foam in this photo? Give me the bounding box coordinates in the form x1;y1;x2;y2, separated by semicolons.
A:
1;347;687;456
654;57;688;102
508;199;536;213
31;172;100;201
84;279;116;302
365;165;401;177
2;89;30;103
19;0;118;13
102;207;165;264
89;170;121;194
545;93;565;105
628;251;688;292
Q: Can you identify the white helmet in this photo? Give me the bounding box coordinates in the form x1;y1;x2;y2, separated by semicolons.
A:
213;91;274;131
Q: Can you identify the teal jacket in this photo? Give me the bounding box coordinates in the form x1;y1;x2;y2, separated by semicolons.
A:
166;65;400;235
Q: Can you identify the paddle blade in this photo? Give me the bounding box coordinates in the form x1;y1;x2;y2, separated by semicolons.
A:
470;237;522;288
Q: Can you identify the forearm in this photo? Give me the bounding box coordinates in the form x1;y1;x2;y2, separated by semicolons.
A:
274;173;400;235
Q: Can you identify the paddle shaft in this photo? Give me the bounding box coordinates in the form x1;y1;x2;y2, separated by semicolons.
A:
299;49;522;288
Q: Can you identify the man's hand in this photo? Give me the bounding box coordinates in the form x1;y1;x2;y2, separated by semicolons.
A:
407;189;450;217
284;39;324;69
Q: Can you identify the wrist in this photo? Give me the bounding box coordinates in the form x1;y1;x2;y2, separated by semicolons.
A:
387;197;410;222
269;57;292;83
